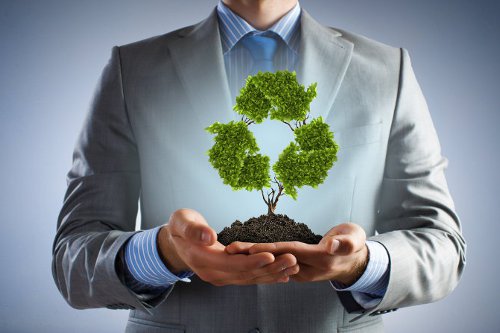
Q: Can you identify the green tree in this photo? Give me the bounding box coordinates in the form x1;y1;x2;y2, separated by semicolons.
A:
207;71;338;215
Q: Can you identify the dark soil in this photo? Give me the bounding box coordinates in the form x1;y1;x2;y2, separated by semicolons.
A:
217;213;323;245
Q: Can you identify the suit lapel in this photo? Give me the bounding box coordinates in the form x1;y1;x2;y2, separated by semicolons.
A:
297;10;354;122
169;9;234;128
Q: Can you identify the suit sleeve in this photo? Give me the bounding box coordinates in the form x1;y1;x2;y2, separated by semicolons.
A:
341;48;466;318
52;46;173;311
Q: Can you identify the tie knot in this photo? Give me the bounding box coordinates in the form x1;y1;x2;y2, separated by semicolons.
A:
241;33;278;73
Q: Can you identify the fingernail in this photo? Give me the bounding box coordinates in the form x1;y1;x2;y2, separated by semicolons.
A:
225;245;234;254
331;239;340;254
279;276;290;283
200;231;211;243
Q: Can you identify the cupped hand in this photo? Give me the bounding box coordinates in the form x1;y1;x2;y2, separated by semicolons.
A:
158;209;299;286
225;223;368;285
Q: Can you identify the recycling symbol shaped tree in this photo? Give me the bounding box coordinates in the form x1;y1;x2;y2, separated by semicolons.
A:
206;71;339;215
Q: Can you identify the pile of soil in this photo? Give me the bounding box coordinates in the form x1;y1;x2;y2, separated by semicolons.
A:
217;213;323;246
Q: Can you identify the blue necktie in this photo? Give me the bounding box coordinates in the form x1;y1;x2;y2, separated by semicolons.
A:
241;33;278;74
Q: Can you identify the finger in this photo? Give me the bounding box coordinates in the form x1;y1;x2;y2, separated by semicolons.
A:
168;208;217;246
248;241;323;263
288;264;324;283
234;264;300;286
248;241;304;255
318;237;341;255
243;253;297;279
321;223;366;255
176;238;276;273
225;241;256;255
253;264;300;284
323;223;361;237
208;253;297;284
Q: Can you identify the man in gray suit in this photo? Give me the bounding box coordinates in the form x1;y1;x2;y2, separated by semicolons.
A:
52;0;466;332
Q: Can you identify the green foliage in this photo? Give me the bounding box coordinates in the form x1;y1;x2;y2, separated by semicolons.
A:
206;121;270;190
206;71;338;209
233;79;270;123
273;117;338;200
294;117;337;151
238;154;271;190
234;71;317;123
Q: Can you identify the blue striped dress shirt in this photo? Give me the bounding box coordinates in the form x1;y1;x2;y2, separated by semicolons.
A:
123;1;389;308
216;0;301;101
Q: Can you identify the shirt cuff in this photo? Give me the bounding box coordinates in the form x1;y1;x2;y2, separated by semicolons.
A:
330;240;389;298
124;226;194;288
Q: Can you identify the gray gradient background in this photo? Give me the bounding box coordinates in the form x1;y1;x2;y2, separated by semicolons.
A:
1;0;498;332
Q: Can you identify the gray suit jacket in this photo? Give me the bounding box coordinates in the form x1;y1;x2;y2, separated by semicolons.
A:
52;8;466;333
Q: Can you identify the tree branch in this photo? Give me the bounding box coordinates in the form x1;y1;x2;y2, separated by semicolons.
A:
261;189;269;205
281;120;295;132
272;178;285;208
303;113;310;126
268;188;275;204
293;114;310;130
242;115;255;126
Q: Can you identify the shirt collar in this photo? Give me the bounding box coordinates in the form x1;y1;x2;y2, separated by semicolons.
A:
216;1;301;55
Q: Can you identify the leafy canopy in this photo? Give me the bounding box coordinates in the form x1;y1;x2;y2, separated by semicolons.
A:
234;71;317;123
206;121;270;190
273;117;339;199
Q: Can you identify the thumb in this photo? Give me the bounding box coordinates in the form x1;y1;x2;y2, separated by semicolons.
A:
320;235;343;255
169;208;217;246
320;223;366;255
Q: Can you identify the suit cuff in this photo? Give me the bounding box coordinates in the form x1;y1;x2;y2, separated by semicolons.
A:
124;226;194;288
330;241;389;308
